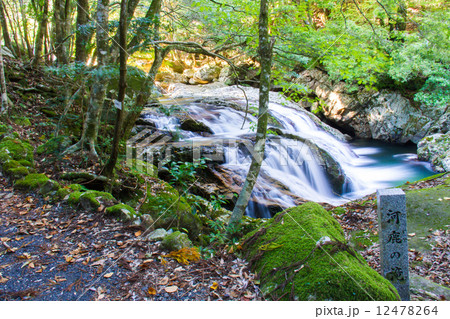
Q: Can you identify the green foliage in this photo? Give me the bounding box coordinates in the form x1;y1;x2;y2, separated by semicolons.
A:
165;158;207;190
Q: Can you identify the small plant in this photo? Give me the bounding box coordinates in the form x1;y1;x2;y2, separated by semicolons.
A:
165;157;207;190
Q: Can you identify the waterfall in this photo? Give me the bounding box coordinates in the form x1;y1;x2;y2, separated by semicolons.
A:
140;88;434;218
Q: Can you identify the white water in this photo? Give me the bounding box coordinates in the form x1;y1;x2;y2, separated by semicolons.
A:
142;99;434;218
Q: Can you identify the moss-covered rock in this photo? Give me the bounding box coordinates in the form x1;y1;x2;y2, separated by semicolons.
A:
0;123;9;134
39;179;61;195
0;137;34;163
36;135;72;155
78;191;116;211
243;202;400;301
7;166;30;179
0;152;12;164
18;160;33;167
141;179;201;240
105;204;137;221
161;231;192;251
2;159;21;171
14;173;50;190
12;116;31;126
68;191;83;206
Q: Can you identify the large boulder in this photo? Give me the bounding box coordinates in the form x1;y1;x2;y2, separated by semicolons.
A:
242;202;400;301
193;65;221;83
296;69;445;143
417;133;450;172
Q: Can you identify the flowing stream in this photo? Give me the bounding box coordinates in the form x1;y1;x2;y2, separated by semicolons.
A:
141;95;435;218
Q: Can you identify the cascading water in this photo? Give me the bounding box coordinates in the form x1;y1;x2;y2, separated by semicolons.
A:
140;91;434;218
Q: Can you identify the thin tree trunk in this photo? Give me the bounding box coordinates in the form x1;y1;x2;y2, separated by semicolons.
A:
127;0;162;55
109;0;140;62
3;1;20;58
75;0;90;63
33;0;49;67
228;0;273;229
18;0;32;58
0;0;12;54
65;0;110;159
0;23;12;114
104;0;128;177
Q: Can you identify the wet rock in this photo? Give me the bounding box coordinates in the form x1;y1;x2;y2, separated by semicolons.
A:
180;117;213;134
417;132;450;172
295;69;444;143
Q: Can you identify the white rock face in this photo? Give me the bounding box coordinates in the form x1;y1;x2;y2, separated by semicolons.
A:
296;69;447;144
417;132;450;172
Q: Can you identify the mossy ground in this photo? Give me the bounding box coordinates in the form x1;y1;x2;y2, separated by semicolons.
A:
14;173;50;190
243;202;400;301
406;185;450;252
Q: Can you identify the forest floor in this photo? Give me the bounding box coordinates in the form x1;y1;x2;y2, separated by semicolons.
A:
335;173;450;301
0;176;261;301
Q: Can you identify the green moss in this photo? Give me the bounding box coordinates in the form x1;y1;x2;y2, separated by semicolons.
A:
2;159;21;171
0;137;34;162
331;207;346;216
14;173;49;190
79;190;116;210
68;191;83;206
39;180;61;195
161;231;193;251
243;202;400;301
0;123;9;134
406;185;450;252
36;136;72;155
0;152;12;164
12;116;31;126
105;204;137;221
129;159;157;178
140;179;201;239
18;160;33;167
7;166;30;179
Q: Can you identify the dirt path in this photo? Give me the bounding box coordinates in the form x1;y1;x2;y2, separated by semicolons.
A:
0;177;260;301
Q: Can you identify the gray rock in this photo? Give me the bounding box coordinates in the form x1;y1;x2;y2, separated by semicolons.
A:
417;132;450;172
140;214;155;231
295;69;445;143
161;231;192;251
146;228;168;242
194;65;221;82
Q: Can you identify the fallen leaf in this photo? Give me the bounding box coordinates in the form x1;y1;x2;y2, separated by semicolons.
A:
210;282;219;290
135;230;142;237
165;286;178;293
104;272;114;278
147;287;157;295
159;277;169;285
0;277;9;283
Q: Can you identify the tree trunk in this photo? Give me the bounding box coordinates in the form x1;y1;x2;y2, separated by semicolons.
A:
53;0;69;64
33;0;49;67
228;0;273;229
127;0;162;55
0;0;12;54
18;0;32;58
65;0;110;159
109;0;140;62
0;23;12;114
104;0;128;177
75;0;89;63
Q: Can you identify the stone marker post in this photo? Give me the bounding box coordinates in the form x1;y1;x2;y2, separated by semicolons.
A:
377;188;410;301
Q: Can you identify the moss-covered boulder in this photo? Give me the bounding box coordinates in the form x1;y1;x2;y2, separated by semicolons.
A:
243;202;400;301
417;132;450;172
7;166;30;179
141;179;201;239
0;137;34;163
161;231;192;251
105;204;137;221
74;190;116;211
39;179;61;195
36;135;72;155
14;174;50;190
